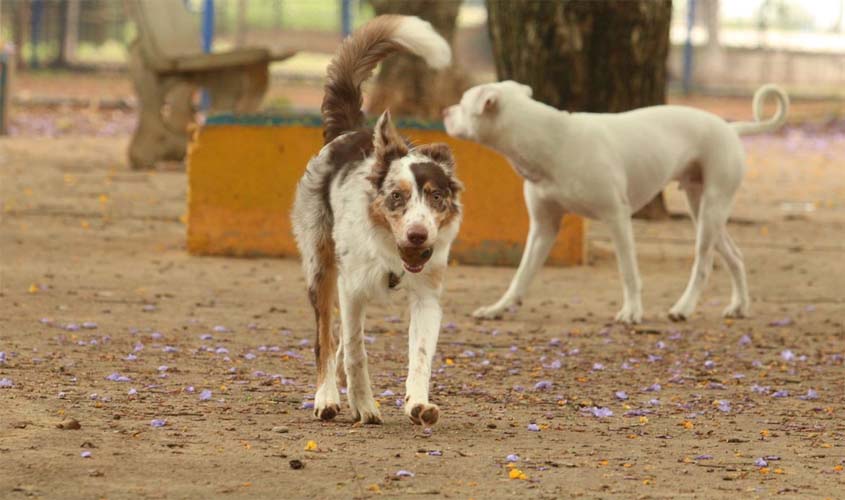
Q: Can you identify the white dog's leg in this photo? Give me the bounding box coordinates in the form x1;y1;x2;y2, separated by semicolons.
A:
669;195;726;321
474;182;561;319
715;231;750;318
605;211;643;324
338;278;381;424
687;184;750;318
404;284;442;426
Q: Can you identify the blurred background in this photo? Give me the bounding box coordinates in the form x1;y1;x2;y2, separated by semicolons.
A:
1;0;844;139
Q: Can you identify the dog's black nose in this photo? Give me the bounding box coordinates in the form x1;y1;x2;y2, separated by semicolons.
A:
407;227;428;246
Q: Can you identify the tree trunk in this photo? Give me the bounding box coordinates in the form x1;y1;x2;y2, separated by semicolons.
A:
486;0;673;219
367;0;471;120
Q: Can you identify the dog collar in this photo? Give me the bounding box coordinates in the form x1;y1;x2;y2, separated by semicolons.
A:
388;271;403;289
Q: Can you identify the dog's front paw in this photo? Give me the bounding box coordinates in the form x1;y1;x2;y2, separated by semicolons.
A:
472;303;507;320
405;402;440;426
314;384;341;421
614;304;643;324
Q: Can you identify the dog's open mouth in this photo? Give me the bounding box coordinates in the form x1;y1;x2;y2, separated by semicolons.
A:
400;247;433;274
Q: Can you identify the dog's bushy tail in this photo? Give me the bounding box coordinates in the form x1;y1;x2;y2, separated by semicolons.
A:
731;84;790;135
321;15;451;144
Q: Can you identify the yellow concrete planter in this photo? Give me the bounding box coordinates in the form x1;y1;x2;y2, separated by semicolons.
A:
187;115;585;266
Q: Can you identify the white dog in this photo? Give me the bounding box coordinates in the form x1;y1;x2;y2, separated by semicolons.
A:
292;16;461;425
444;81;788;324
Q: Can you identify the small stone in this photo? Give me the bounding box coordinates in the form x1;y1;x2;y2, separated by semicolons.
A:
272;426;289;434
57;418;81;430
289;459;304;470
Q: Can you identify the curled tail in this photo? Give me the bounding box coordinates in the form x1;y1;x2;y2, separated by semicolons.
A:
731;84;790;135
321;15;452;144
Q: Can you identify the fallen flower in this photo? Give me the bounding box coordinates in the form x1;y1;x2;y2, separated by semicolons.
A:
150;419;167;428
755;457;768;467
527;423;540;432
506;454;520;462
615;391;629;401
771;390;789;398
533;380;552;391
304;440;318;451
798;389;818;400
769;317;793;327
80;451;92;458
199;389;212;401
0;378;14;388
642;383;661;392
395;470;415;478
508;468;527;480
583;407;613;418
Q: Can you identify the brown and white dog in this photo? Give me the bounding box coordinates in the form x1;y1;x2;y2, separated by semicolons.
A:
291;16;462;425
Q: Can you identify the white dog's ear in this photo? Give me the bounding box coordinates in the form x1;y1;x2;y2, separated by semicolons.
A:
472;88;499;115
521;84;533;98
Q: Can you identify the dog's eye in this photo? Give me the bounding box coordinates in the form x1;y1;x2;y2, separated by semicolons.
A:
431;190;443;202
391;191;403;202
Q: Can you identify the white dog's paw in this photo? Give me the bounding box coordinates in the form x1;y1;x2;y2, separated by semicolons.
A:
614;304;643;324
668;302;694;322
349;398;382;425
313;385;341;421
472;303;509;320
405;401;440;426
722;302;749;319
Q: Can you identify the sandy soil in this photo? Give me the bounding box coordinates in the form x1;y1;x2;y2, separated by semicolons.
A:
1;125;844;499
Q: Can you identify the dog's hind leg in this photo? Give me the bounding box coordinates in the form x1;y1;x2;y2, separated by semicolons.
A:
716;230;750;318
339;277;381;424
606;210;644;324
310;242;341;421
473;182;562;319
669;191;729;321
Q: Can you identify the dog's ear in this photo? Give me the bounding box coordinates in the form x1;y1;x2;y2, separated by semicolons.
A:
415;143;455;171
472;88;498;116
520;84;533;98
369;110;408;189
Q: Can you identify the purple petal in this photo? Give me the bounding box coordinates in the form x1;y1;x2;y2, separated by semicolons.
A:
615;391;629;401
704;360;716;369
771;390;789;398
200;334;213;340
427;450;443;456
150;419;167;428
583;406;613;418
716;400;731;413
751;384;770;394
199;389;213;401
301;401;315;410
213;325;229;333
696;454;714;460
80;451;92;458
754;457;768;467
592;362;605;371
533;380;552;391
395;470;415;478
379;389;395;397
798;389;818;400
642;383;661;393
527;423;540;431
769;317;793;327
244;353;256;360
506;454;520;462
780;350;796;362
0;378;14;388
128;388;138;396
739;334;752;346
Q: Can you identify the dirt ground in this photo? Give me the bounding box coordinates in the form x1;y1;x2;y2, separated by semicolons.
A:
1;109;845;499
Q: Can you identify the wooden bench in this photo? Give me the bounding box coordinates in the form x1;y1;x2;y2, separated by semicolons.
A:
125;0;295;169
